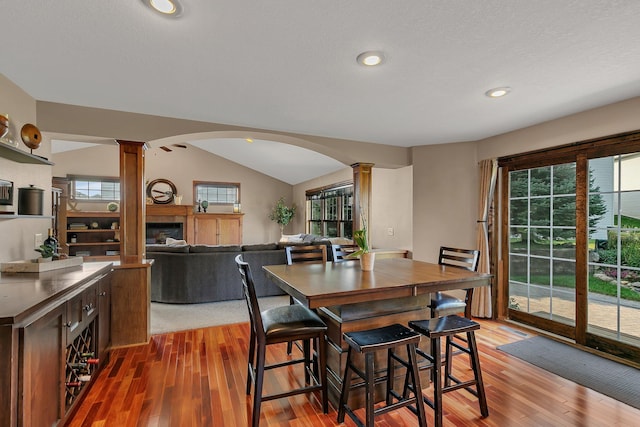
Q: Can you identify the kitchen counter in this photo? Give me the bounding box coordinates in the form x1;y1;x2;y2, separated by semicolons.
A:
0;261;113;326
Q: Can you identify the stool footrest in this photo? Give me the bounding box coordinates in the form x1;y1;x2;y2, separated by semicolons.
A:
262;383;323;402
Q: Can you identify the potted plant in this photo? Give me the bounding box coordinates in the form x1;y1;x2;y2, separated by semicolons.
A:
350;216;375;271
269;197;296;236
34;244;54;262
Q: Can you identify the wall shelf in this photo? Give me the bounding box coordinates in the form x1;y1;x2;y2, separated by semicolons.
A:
0;214;54;220
0;143;54;165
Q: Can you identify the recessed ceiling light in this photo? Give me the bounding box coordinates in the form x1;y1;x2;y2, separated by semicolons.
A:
356;51;385;66
245;138;254;143
485;87;512;98
142;0;183;17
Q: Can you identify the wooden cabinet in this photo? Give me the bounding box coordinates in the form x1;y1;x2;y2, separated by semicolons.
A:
0;263;113;427
19;305;65;427
194;213;242;245
65;212;121;261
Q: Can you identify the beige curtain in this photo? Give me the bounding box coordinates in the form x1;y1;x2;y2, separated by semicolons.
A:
471;159;498;318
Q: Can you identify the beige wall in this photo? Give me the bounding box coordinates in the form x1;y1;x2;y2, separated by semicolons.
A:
53;143;293;245
371;166;413;252
0;75;53;262
412;141;478;263
477;96;640;161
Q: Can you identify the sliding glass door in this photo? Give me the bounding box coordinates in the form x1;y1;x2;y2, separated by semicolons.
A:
508;164;577;329
501;132;640;362
587;155;640;348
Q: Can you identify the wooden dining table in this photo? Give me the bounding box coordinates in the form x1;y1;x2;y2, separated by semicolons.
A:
263;257;492;407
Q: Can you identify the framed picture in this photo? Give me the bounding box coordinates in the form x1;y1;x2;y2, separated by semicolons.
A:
0;179;13;205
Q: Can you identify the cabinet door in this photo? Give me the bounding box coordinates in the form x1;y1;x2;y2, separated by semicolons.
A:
97;275;112;359
66;291;85;342
19;305;65;427
218;216;241;245
194;216;218;244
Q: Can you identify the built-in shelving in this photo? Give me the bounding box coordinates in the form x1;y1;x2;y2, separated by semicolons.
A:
0;143;54;165
65;212;121;261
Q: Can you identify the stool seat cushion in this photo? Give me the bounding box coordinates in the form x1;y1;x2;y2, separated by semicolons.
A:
262;304;326;340
344;323;420;352
409;315;480;339
430;292;467;312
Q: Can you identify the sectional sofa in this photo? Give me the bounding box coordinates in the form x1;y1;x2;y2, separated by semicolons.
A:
146;240;334;304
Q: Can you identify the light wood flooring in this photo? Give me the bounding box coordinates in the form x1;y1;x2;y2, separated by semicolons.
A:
66;319;640;426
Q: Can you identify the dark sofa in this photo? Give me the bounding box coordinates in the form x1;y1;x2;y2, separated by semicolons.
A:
147;240;333;304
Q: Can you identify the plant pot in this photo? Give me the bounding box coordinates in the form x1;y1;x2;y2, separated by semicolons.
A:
35;257;52;263
360;252;375;271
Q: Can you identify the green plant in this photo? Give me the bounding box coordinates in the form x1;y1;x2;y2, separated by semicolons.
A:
350;213;370;257
35;244;54;259
350;229;370;257
269;197;296;234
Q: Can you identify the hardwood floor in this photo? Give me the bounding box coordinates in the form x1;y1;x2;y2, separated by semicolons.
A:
67;319;640;426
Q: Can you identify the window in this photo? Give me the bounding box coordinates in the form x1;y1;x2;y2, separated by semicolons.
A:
306;182;353;238
70;176;120;201
194;181;240;205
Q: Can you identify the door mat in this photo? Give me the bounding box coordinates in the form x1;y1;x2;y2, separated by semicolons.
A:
497;336;640;410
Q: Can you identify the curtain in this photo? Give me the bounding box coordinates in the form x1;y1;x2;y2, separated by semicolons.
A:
471;159;498;318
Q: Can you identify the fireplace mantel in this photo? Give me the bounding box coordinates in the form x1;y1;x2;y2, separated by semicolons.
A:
146;204;194;217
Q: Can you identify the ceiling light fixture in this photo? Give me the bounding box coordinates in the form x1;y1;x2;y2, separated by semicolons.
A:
485;87;512;98
245;138;254;143
142;0;183;17
356;51;385;66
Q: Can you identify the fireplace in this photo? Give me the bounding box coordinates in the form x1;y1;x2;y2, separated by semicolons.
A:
146;222;184;244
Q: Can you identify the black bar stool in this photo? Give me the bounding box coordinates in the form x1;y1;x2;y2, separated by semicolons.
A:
235;255;328;427
337;323;427;427
407;315;489;427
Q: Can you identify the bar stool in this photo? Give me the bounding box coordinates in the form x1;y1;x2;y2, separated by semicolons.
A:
235;255;328;427
407;315;489;427
337;323;427;427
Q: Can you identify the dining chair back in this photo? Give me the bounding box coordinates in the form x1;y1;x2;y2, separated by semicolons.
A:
285;245;328;265
433;246;480;319
438;246;480;272
284;244;327;354
235;254;328;427
331;244;359;263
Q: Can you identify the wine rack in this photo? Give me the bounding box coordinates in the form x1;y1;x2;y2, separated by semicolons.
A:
64;320;97;410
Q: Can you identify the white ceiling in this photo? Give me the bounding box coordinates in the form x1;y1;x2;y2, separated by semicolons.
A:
5;1;640;183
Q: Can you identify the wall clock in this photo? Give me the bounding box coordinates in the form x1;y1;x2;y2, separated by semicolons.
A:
146;178;177;204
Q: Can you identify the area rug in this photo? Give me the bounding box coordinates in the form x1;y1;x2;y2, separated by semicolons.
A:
151;295;289;335
497;336;640;410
